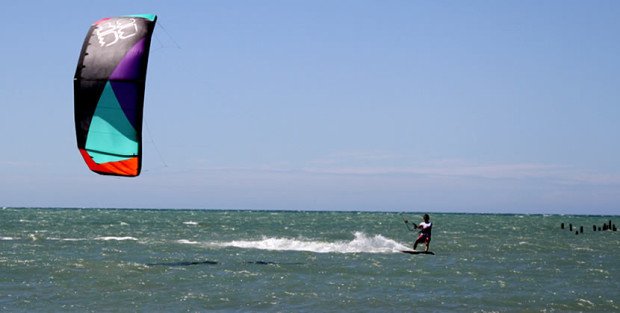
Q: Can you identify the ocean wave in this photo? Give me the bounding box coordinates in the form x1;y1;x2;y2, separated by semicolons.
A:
46;237;86;241
209;232;409;253
0;236;15;240
95;236;138;241
178;239;200;244
183;221;199;226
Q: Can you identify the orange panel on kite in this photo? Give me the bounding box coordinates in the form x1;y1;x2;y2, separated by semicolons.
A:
79;149;140;177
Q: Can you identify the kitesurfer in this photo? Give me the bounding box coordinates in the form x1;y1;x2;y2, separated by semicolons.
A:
408;214;432;252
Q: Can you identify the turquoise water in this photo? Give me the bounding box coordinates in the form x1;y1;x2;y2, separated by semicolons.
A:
1;208;618;312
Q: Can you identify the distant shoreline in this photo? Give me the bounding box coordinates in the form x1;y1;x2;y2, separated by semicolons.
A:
2;206;619;217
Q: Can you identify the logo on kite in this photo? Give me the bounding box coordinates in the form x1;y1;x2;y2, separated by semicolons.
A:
96;18;139;47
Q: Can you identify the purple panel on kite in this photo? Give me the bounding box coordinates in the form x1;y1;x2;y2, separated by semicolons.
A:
110;38;147;80
110;81;139;128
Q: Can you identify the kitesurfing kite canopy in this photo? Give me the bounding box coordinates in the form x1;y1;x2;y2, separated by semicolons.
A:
74;14;157;177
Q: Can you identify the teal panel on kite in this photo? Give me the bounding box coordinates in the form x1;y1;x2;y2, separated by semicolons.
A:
85;82;139;164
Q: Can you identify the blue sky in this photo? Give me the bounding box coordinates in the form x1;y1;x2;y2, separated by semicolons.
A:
1;1;619;214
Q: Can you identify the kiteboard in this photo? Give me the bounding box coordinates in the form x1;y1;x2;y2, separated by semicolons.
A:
401;250;435;255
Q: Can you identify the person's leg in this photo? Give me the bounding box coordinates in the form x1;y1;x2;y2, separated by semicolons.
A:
413;234;423;250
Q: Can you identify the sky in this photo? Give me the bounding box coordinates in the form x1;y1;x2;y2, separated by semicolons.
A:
1;1;619;214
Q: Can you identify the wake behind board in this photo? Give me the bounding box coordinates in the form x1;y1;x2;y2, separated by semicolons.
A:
401;250;435;255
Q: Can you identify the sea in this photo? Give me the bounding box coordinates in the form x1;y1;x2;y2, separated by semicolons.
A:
1;208;618;312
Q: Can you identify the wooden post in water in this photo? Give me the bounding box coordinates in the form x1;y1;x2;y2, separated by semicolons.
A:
593;225;597;231
580;226;583;234
561;223;564;229
569;224;573;231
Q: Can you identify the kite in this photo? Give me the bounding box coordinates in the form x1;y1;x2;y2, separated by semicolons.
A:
74;14;157;176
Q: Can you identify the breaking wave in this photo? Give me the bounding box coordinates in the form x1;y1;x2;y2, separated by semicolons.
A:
199;232;409;254
94;236;138;241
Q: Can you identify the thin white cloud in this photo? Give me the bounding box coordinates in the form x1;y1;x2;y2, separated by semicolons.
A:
302;154;620;185
186;159;620;187
301;162;558;178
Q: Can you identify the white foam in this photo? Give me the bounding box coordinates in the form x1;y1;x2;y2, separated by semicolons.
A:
62;238;86;241
95;236;138;241
183;221;199;226
178;239;199;244
210;232;409;254
577;298;595;307
0;236;15;241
